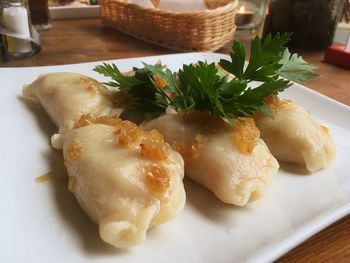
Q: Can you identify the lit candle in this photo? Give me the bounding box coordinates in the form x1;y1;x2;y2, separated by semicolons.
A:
235;5;255;27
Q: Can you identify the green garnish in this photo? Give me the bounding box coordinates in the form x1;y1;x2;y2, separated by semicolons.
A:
93;33;318;123
276;48;318;83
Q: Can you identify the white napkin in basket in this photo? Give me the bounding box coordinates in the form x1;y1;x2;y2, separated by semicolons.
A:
129;0;156;8
128;0;210;12
158;0;208;12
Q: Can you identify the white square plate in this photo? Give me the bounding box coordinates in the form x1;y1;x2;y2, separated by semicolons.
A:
1;53;350;263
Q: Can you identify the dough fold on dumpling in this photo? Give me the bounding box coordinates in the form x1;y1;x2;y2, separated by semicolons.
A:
144;113;279;206
254;98;336;173
52;121;186;248
22;72;122;133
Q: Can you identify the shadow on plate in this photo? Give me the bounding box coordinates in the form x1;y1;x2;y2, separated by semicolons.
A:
18;96;56;138
45;150;125;256
184;178;252;225
279;161;309;175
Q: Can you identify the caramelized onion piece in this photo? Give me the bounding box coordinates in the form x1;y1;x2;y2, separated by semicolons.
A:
75;115;168;162
153;75;169;89
141;129;168;162
231;117;260;155
115;120;142;146
144;164;170;193
68;176;76;193
66;138;83;165
172;134;207;161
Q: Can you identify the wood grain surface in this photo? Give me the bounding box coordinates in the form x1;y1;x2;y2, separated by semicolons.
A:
1;18;349;262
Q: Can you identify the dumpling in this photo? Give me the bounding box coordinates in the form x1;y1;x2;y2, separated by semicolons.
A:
22;72;122;133
144;112;279;206
254;96;336;173
52;117;186;248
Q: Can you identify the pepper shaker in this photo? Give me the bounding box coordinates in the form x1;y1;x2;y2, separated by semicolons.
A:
28;0;52;31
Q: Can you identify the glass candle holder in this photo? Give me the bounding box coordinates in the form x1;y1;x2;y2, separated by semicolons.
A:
235;0;269;34
262;0;347;50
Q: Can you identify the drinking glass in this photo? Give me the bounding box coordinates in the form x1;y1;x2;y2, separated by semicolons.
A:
28;0;52;31
262;0;347;50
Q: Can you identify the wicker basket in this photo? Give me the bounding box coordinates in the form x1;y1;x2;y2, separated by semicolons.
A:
100;0;239;52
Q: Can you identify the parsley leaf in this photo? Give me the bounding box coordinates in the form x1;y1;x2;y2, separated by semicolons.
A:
94;62;174;119
277;48;319;83
219;40;246;80
94;63;141;88
93;33;317;122
220;33;291;83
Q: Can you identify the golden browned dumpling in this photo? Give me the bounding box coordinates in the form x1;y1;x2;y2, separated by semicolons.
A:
144;112;279;206
254;97;336;173
22;72;122;133
52;117;186;248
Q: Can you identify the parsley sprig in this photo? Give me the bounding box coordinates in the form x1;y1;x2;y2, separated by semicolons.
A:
93;33;318;123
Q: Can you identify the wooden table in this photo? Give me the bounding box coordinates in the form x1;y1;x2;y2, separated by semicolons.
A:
1;18;350;262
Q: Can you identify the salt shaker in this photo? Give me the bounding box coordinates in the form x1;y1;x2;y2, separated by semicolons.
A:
1;0;34;58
